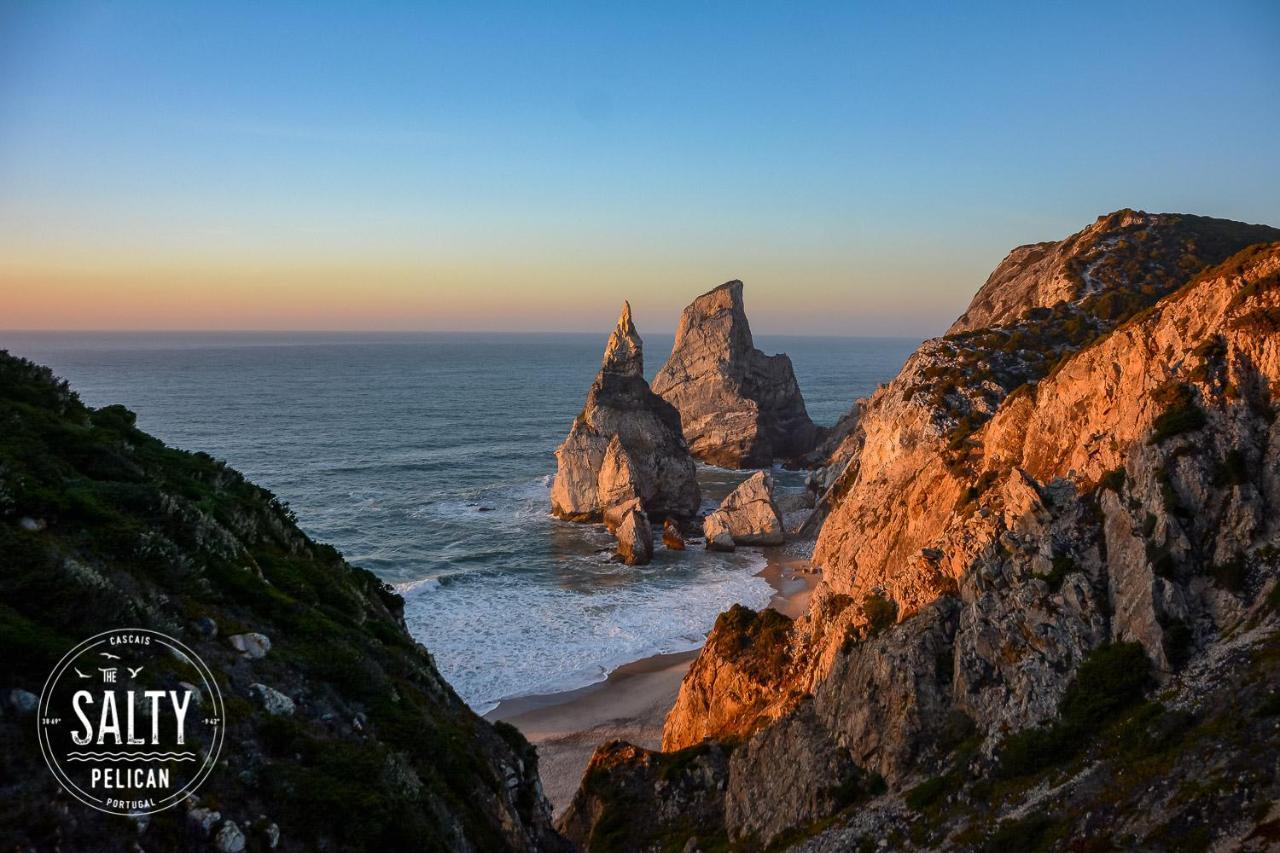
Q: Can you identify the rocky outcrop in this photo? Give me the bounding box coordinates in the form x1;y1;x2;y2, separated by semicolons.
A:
948;210;1280;334
653;281;821;467
702;471;785;551
558;740;732;852
551;302;699;521
570;213;1280;851
613;506;653;566
662;604;797;751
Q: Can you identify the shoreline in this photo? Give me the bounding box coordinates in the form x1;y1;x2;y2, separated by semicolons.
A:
487;550;818;816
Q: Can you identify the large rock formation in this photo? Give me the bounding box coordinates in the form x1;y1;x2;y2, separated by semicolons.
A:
652;281;821;467
0;353;565;851
551;301;699;521
563;212;1280;850
947;209;1280;334
702;471;785;551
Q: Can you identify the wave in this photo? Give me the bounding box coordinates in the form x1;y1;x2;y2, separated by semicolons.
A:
402;547;772;713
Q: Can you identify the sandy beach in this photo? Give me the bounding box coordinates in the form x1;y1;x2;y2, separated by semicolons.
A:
487;552;818;815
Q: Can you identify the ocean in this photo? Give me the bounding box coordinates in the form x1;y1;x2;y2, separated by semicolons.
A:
3;331;917;712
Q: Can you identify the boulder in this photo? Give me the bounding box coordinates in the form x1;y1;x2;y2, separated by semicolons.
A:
187;807;222;837
653;281;820;467
191;616;218;639
614;508;654;566
248;683;295;716
662;518;685;550
215;820;246;853
5;688;38;716
551;301;699;520
227;632;271;659
703;472;785;548
704;512;735;552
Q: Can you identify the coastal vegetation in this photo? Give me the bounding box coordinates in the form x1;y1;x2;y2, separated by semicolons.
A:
0;352;559;850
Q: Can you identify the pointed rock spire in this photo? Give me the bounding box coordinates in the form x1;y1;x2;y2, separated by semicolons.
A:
653;280;820;467
601;300;643;377
551;301;699;522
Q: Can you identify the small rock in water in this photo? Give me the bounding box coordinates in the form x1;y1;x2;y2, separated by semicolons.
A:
701;471;784;547
703;512;735;552
614;507;654;566
228;632;271;659
662;518;686;550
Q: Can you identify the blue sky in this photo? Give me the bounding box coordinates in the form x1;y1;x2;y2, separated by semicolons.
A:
2;1;1278;334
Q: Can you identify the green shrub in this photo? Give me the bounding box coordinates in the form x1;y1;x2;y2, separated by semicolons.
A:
1034;552;1078;592
1213;450;1248;487
1099;467;1126;492
1149;384;1206;444
709;604;793;681
1210;555;1247;594
905;775;951;812
998;643;1151;778
984;813;1059;852
861;593;899;637
1059;642;1152;729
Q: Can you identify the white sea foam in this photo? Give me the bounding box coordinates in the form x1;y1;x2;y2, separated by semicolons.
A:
392;576;442;595
401;548;772;714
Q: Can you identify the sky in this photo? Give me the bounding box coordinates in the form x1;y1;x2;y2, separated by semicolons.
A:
1;1;1278;336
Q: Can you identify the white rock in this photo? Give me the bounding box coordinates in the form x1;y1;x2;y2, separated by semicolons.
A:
187;807;222;836
703;471;785;547
615;508;654;566
248;683;295;716
215;820;246;853
228;633;271;659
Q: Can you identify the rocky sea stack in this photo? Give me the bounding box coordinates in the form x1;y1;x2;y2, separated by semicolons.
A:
562;212;1280;851
550;302;700;525
653;280;821;468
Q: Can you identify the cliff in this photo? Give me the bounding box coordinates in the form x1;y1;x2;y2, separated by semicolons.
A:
565;212;1280;850
551;302;700;523
653;281;821;468
0;352;565;851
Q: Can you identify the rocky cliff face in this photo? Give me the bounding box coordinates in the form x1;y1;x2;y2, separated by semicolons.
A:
0;353;565;851
551;302;700;522
653;281;821;468
565;212;1280;850
948;209;1280;334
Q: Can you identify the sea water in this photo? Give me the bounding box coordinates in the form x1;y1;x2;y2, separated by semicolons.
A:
4;331;916;712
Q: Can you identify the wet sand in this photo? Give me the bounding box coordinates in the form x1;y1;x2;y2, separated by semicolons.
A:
486;553;818;815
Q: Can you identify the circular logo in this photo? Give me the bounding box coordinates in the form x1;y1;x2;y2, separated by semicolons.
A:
37;628;224;816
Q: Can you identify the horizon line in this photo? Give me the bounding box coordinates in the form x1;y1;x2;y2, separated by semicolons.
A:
0;327;932;341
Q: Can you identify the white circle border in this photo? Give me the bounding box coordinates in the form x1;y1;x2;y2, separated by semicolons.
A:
36;627;225;816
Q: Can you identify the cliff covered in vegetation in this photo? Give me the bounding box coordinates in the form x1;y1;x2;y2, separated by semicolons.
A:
0;352;564;851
